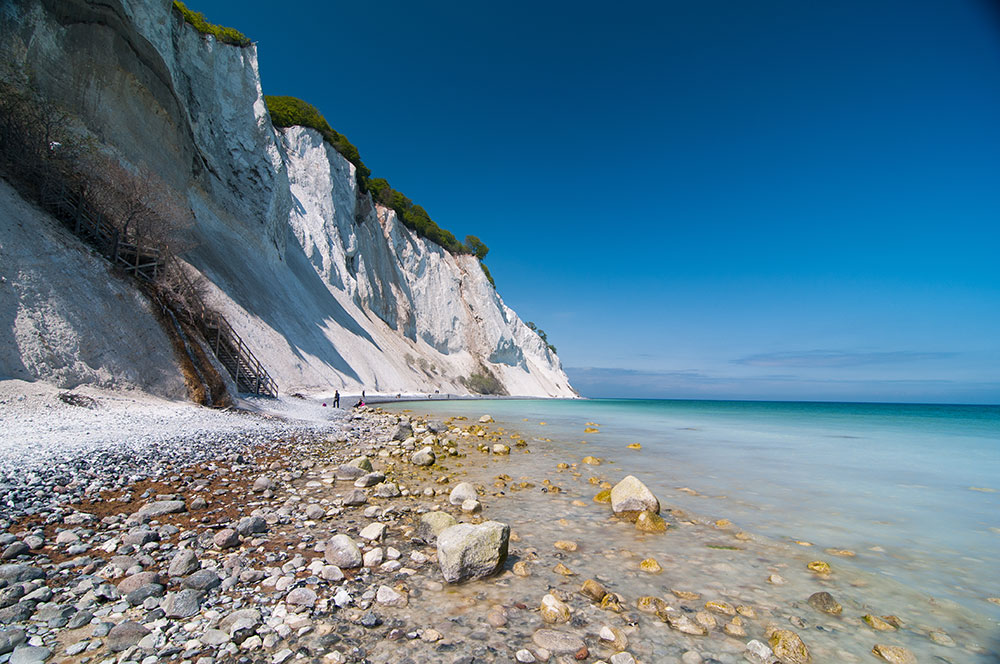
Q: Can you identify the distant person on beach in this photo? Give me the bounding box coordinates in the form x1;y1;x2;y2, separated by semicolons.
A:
333;391;340;408
362;390;366;401
354;398;365;408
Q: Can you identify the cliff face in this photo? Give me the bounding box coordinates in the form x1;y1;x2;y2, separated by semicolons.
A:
0;0;575;397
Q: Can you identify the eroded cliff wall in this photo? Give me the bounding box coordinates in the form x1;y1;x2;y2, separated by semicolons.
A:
0;0;575;397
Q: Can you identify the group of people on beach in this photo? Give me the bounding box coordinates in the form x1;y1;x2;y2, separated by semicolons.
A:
325;390;365;409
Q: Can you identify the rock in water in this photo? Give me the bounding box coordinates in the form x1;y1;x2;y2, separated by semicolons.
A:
610;475;660;520
744;640;775;664
449;482;477;505
324;535;362;568
419;512;457;541
540;594;571;623
807;591;842;615
635;510;668;533
769;629;811;664
532;629;585;654
346;455;374;471
871;645;917;664
437;521;510;583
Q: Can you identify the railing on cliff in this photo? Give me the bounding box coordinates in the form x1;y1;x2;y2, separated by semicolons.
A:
38;179;278;398
167;257;278;398
40;180;164;281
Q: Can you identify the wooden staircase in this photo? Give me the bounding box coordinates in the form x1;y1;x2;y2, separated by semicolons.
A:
38;179;278;398
167;257;278;398
41;181;164;281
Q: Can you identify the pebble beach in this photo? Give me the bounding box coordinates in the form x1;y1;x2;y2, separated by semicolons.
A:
0;384;996;664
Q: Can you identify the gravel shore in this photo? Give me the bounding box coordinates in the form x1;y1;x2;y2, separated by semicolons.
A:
0;382;947;664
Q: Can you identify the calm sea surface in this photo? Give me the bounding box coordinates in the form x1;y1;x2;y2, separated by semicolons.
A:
384;398;1000;614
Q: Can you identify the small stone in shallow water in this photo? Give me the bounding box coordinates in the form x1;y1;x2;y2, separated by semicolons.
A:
862;614;897;631
928;630;955;646
824;548;855;557
449;482;478;505
540;594;571;624
744;639;775;664
768;629;811;664
582;456;601;465
635;511;668;533
806;560;831;575
807;592;842;615
593;489;612;504
871;644;916;664
627;443;641;450
705;600;736;616
671;589;700;600
532;629;585;654
512;561;530;577
553;562;576;576
554;540;578;552
639;558;662;573
581;579;608;602
768;573;786;585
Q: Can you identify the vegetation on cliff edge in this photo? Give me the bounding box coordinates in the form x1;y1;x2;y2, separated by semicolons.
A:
265;95;495;282
172;2;251;47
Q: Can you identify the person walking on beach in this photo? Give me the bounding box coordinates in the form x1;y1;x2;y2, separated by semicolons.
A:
333;390;340;408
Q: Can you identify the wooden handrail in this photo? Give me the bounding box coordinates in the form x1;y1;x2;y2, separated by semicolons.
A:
38;179;278;397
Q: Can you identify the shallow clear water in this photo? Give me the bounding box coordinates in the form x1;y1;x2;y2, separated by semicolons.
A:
384;398;1000;660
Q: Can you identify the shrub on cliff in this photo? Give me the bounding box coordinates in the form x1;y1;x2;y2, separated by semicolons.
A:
173;2;251;47
265;95;371;183
265;96;481;258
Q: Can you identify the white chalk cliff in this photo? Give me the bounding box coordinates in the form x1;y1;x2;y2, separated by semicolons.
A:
0;0;575;397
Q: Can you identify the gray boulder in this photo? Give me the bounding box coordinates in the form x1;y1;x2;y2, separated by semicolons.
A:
107;621;150;652
342;489;368;507
391;422;413;441
132;500;186;521
448;482;477;505
168;550;199;577
354;472;385;488
418;512;457;541
610;475;660;518
531;629;586;654
411;446;435;466
437;521;510;583
162;589;203;618
324;535;362;568
237;516;267;537
0;627;26;655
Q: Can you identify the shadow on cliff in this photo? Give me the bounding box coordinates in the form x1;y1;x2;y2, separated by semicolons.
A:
187;225;384;385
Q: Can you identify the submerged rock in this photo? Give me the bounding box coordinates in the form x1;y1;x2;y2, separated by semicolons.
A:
635;510;668;533
437;521;510;583
768;629;811;664
532;629;585;654
610;475;660;520
540;593;571;623
862;614;897;631
871;645;916;664
807;591;842;615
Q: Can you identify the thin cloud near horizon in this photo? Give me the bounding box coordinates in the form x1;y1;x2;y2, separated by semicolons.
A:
732;350;957;368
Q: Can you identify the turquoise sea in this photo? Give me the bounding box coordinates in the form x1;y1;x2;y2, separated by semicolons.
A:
383;399;1000;638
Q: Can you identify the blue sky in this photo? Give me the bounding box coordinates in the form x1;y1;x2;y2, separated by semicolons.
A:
208;0;1000;403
